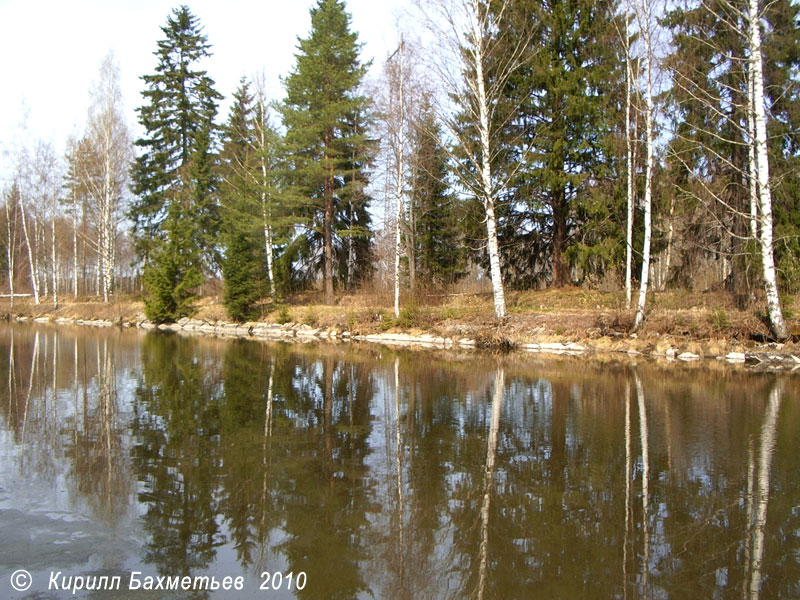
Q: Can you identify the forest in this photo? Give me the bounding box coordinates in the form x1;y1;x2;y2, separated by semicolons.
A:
1;0;798;340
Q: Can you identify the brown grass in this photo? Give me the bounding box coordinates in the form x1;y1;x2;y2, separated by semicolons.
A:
2;288;797;351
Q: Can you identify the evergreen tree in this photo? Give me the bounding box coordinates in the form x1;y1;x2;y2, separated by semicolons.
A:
218;80;267;322
280;0;372;303
411;105;466;287
142;202;204;323
130;5;222;317
495;0;625;288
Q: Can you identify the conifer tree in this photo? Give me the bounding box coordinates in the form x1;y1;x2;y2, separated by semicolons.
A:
493;0;625;288
411;105;466;287
130;5;222;320
280;0;372;303
218;80;267;322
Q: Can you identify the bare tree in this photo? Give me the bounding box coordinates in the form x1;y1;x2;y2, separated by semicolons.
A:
79;53;131;303
418;0;532;320
620;0;641;309
665;0;789;339
252;79;279;299
383;39;412;318
3;184;20;308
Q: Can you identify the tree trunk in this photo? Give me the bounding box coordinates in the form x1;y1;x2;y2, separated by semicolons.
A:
748;0;789;341
5;190;16;310
73;191;78;299
51;188;59;309
633;0;654;332
552;194;569;287
625;61;636;308
323;180;334;305
470;0;506;319
19;193;40;305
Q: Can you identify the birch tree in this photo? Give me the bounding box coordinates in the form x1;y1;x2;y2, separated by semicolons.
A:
84;54;131;303
664;0;794;338
747;0;789;340
3;184;20;308
384;39;411;318
621;0;641;309
419;0;532;319
253;82;280;299
632;0;656;331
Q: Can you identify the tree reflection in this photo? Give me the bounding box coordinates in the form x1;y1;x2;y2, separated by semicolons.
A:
1;325;798;598
131;333;224;577
273;349;375;600
66;338;131;527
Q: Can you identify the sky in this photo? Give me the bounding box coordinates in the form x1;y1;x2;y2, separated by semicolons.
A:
0;0;409;184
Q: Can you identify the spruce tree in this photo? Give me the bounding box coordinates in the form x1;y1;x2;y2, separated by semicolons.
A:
495;0;625;288
130;5;222;320
142;202;204;323
280;0;372;303
411;105;465;287
219;80;267;322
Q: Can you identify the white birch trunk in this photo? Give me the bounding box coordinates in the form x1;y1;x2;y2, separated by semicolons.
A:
256;91;277;299
747;74;759;242
470;0;506;320
624;2;636;309
633;0;654;331
51;188;59;309
5;190;16;310
390;40;406;319
18;192;40;305
748;0;789;340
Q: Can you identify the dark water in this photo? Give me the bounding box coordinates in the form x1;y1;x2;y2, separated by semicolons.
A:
0;323;798;599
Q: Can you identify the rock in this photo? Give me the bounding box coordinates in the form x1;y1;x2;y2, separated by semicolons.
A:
678;351;700;361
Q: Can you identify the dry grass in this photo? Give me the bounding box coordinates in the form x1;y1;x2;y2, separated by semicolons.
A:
2;288;797;350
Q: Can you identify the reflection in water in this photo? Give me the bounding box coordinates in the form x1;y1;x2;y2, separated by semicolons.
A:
745;379;783;600
0;324;798;599
476;367;504;600
634;370;650;599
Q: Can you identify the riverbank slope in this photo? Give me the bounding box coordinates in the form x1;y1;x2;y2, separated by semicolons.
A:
3;289;799;366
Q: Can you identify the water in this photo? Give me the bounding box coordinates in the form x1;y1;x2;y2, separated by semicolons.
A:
0;322;798;599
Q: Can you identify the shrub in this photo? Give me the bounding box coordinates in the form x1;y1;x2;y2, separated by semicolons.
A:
276;305;292;325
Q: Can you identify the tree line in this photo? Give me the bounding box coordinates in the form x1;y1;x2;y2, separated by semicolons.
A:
1;0;797;338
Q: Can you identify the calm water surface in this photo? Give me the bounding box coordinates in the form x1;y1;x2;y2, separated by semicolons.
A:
0;323;798;599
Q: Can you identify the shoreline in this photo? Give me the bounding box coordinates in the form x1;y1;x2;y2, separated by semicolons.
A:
9;312;800;372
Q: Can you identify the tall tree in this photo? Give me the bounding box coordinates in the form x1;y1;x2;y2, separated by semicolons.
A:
130;5;222;320
632;0;657;331
74;53;132;303
218;79;267;322
499;0;625;288
747;0;789;340
280;0;372;304
665;0;798;337
424;0;534;319
410;101;466;287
